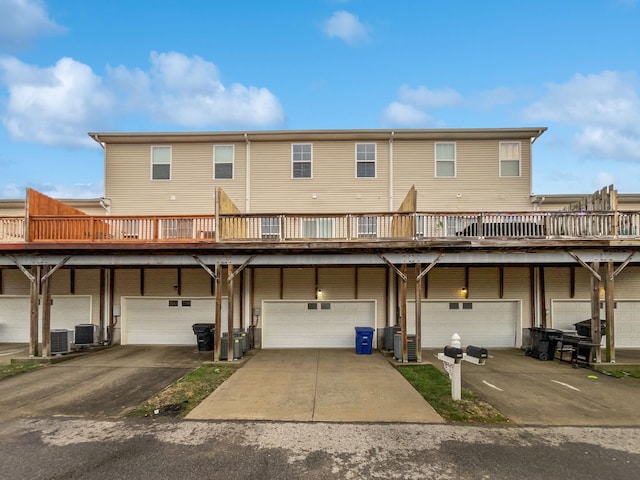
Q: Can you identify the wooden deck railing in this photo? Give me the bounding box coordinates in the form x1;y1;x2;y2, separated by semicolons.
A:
218;211;638;241
1;211;639;244
27;215;216;242
0;217;25;243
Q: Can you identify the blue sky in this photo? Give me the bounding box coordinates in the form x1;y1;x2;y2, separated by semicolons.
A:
1;0;640;200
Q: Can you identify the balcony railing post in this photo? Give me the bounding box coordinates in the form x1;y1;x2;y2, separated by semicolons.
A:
347;214;352;241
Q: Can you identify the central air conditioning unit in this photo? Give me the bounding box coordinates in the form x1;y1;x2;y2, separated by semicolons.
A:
74;324;99;346
51;329;72;355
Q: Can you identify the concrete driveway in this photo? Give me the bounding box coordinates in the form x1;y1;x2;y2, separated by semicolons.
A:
187;349;444;423
0;343;28;365
0;345;205;419
427;348;640;426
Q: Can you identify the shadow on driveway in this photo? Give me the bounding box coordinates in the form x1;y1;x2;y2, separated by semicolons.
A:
0;345;207;419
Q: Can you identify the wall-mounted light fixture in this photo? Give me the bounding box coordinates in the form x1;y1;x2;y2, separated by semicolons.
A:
316;287;323;299
461;287;468;299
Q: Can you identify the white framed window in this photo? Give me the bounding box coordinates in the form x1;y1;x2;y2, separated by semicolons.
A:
151;146;171;180
292;143;312;178
435;142;456;177
356;143;376;178
214;145;234;179
302;218;335;238
499;142;521;177
160;219;194;239
261;217;280;239
357;216;377;238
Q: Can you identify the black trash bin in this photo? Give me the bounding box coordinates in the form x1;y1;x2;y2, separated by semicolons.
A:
574;319;606;338
192;323;215;352
526;327;562;361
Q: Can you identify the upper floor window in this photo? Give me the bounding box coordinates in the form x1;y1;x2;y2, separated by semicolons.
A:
261;217;281;239
357;216;378;238
214;145;234;179
292;143;312;178
499;142;521;177
435;142;456;177
151;146;171;180
356;143;376;178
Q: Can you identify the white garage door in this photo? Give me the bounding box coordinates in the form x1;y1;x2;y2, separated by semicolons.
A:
407;300;520;348
123;297;228;345
0;295;92;342
552;300;640;348
262;300;376;348
0;296;30;342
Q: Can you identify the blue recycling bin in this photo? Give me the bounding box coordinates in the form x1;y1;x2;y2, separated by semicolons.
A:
355;327;374;354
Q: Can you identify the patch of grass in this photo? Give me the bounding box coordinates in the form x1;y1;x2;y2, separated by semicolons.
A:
129;365;235;418
0;363;43;380
397;365;508;423
599;369;640;379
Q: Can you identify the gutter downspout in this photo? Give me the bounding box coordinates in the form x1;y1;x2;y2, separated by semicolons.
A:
245;133;250;212
389;131;394;211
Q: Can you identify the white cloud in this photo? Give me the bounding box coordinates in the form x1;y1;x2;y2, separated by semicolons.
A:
0;183;23;198
381;102;433;126
524;71;640;161
0;51;286;147
0;56;115;147
381;85;463;126
323;11;369;45
31;182;104;199
596;171;616;187
110;51;285;127
0;0;65;50
397;85;463;109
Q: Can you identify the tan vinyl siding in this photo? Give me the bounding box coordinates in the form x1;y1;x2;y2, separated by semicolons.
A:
426;268;468;300
105;143;246;215
395;139;533;211
1;269;30;294
0;207;23;216
75;269;101;325
143;268;178;296
181;268;214;297
613;266;640;297
282;268;315;299
253;268;282;312
356;267;387;329
469;268;500;299
115;269;141;300
504;267;532;329
102;133;543;215
250;141;389;213
318;268;356;300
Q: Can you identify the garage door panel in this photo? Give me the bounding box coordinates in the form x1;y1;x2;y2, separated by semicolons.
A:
262;300;375;348
407;301;518;348
123;297;228;345
0;295;92;343
552;300;640;348
0;296;30;342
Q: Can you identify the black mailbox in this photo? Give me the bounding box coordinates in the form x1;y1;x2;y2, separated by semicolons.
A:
443;346;464;359
466;345;488;359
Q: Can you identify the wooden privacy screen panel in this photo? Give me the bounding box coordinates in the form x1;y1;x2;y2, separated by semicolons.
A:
391;186;417;238
27;188;109;241
27;188;86;216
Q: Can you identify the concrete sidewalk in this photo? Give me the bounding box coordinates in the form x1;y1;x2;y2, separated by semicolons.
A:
187;349;444;423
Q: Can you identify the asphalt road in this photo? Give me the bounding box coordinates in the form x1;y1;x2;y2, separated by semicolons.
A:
1;417;639;480
2;345;640;478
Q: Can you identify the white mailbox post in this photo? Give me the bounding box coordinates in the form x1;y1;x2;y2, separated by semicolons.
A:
437;333;488;401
